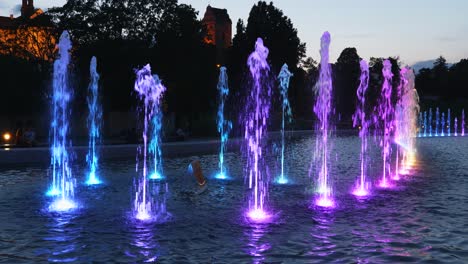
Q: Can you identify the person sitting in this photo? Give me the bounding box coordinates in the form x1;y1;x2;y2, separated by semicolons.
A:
23;120;36;147
14;121;24;146
189;160;207;194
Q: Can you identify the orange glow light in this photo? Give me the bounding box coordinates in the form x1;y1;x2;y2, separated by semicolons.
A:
3;133;11;141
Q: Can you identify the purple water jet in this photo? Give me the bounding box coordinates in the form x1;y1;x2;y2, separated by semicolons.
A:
352;59;370;197
313;32;334;207
462;109;465;136
133;64;168;222
244;38;273;222
376;60;394;188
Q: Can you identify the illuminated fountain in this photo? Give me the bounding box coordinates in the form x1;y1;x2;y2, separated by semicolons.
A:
448;109;451;136
455;117;458;136
276;63;293;184
133;65;168;222
148;75;166;180
394;67;419;176
47;31;77;212
244;38;273;222
215;66;232;180
418;112;423;137
462;109;465;136
313;32;334;207
429;108;433;137
352;59;370;197
441;112;446;137
85;57;103;185
376;59;394;188
423;111;427;137
435;107;440;136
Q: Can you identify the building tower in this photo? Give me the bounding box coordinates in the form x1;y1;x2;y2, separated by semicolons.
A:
202;5;232;65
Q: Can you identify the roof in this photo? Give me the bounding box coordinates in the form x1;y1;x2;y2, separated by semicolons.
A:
0;16;16;29
0;9;52;29
202;5;232;24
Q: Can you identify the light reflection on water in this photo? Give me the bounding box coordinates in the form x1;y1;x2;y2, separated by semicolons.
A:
0;137;467;262
245;223;271;264
43;213;81;263
124;220;161;263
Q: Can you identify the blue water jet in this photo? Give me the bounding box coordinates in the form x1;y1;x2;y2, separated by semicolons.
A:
423;111;427;137
148;75;166;180
429;108;433;137
276;63;293;185
47;31;77;212
215;66;232;180
441;112;445;137
448;109;451;136
85;57;103;185
435;107;440;136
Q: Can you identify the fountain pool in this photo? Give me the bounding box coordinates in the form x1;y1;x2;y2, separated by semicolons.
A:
1;136;467;263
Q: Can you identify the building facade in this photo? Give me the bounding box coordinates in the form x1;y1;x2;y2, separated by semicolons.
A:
201;5;232;65
0;0;56;61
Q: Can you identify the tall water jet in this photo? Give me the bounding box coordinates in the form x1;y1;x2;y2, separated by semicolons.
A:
435;107;440;136
148;75;167;180
313;32;334;207
85;57;102;185
376;59;394;188
133;64;167;222
448;109;451;136
47;31;77;212
244;38;273;222
394;68;419;175
455;117;458;136
429;108;433;137
352;59;370;197
418;112;423;137
462;109;465;136
276;63;293;185
215;66;232;180
441;112;445;137
423;111;427;137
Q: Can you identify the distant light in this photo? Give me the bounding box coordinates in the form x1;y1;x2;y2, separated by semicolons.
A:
216;64;221;68
3;133;11;141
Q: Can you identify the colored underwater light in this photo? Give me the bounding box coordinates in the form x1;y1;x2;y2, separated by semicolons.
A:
378;178;393;189
246;208;272;223
352;187;369;197
315;196;335;208
149;172;163;180
48;198;77;212
215;172;228;180
86;171;102;185
46;187;61;197
276;177;289;185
